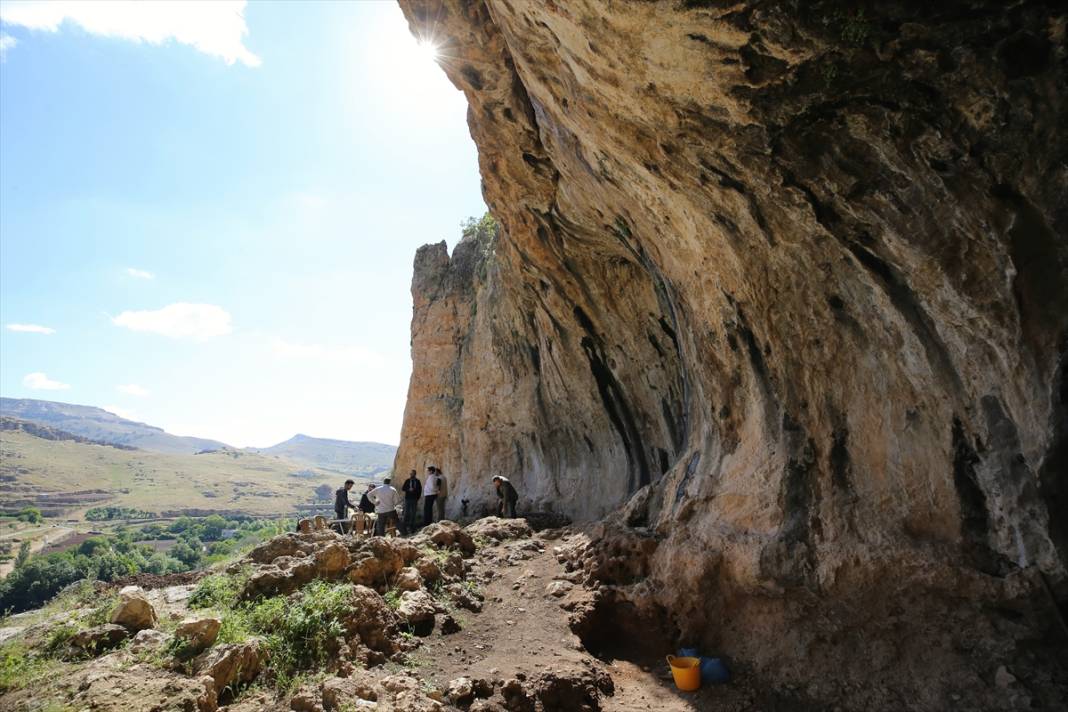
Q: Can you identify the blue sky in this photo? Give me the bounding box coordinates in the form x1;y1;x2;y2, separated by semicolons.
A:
0;1;485;446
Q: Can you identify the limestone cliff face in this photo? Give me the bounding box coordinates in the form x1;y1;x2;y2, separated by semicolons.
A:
395;1;1067;704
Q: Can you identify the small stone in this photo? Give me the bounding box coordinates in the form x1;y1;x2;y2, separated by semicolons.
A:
545;581;573;597
995;665;1016;688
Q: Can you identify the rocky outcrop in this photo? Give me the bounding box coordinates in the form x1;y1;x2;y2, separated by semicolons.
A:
396;1;1067;708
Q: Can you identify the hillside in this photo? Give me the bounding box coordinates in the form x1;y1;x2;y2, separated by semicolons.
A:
250;433;396;476
0;428;363;520
0;398;226;455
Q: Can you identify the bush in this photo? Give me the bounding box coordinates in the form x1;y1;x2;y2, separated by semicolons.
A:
207;581;354;691
189;569;250;610
16;507;43;524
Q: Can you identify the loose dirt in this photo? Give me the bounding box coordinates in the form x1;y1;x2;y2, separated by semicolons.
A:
408;528;784;711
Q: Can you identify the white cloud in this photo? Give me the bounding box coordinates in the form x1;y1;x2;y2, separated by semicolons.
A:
112;302;232;340
126;267;154;279
117;383;150;397
23;372;70;390
0;32;16;60
103;404;138;421
270;338;383;366
6;323;55;334
0;0;260;67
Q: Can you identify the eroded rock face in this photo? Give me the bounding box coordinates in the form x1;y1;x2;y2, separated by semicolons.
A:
396;0;1067;707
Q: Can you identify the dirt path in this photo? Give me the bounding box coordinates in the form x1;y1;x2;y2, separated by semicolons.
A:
410;529;763;711
0;525;73;578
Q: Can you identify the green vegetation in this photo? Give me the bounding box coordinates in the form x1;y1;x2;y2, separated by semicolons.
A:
0;583;118;692
0;640;54;693
193;575;355;693
461;212;499;241
85;506;153;521
0;518;289;615
16;506;43;523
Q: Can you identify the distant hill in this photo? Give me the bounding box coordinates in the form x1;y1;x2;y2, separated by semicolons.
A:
0;427;355;519
0;416;136;450
0;398;226;455
251;434;396;477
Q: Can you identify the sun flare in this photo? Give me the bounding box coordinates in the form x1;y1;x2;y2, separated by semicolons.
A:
415;38;440;64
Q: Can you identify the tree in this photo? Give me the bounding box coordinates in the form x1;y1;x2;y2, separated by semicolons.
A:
14;541;30;569
171;540;202;568
315;483;333;502
201;515;227;541
16;507;43;524
78;537;109;557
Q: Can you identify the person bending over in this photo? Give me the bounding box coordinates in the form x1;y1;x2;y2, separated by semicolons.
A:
492;475;519;519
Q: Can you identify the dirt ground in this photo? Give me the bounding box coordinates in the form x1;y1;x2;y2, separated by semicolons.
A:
407;529;793;711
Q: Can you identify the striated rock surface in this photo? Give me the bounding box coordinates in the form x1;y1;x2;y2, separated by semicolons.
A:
396;0;1067;708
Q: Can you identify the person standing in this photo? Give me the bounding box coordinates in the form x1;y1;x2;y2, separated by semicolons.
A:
334;479;356;532
435;467;449;522
493;475;518;518
358;483;375;514
401;469;422;534
423;466;439;526
371;477;400;536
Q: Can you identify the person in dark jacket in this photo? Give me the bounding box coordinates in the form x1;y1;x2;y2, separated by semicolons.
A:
335;479;356;532
401;469;422;534
492;475;519;518
358;483;375;514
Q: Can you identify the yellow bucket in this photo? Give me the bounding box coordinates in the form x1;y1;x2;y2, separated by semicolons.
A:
666;655;701;691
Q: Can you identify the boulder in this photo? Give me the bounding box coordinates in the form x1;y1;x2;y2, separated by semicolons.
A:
414;557;442;584
289;691;323;712
110;585;158;631
446;677;474;706
417;521;477;556
195;641;265;696
247;534;305;564
465;517;532;542
129;627;169;653
174;617;222;655
395;566;423;591
67;623;129;655
338;585;399;657
321;673;379;709
242;557;317;598
397;590;436;635
344;537;419;590
314;542;351;578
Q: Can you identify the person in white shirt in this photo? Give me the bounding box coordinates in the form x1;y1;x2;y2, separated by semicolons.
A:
371;477;400;536
423;465;440;527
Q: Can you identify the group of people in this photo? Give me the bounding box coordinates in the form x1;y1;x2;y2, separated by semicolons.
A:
333;467;520;537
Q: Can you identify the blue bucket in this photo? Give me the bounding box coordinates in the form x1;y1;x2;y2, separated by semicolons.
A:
677;649;731;684
700;657;730;684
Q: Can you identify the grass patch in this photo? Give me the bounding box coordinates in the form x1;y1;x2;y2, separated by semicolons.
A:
189;566;251;610
0;641;57;693
200;580;356;694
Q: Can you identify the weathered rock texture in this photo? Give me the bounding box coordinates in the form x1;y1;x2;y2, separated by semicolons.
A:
395;0;1067;707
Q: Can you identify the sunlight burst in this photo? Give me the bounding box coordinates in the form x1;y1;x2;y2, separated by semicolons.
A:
415;38;440;64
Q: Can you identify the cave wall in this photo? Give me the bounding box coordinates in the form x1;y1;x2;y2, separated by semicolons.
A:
393;0;1067;702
